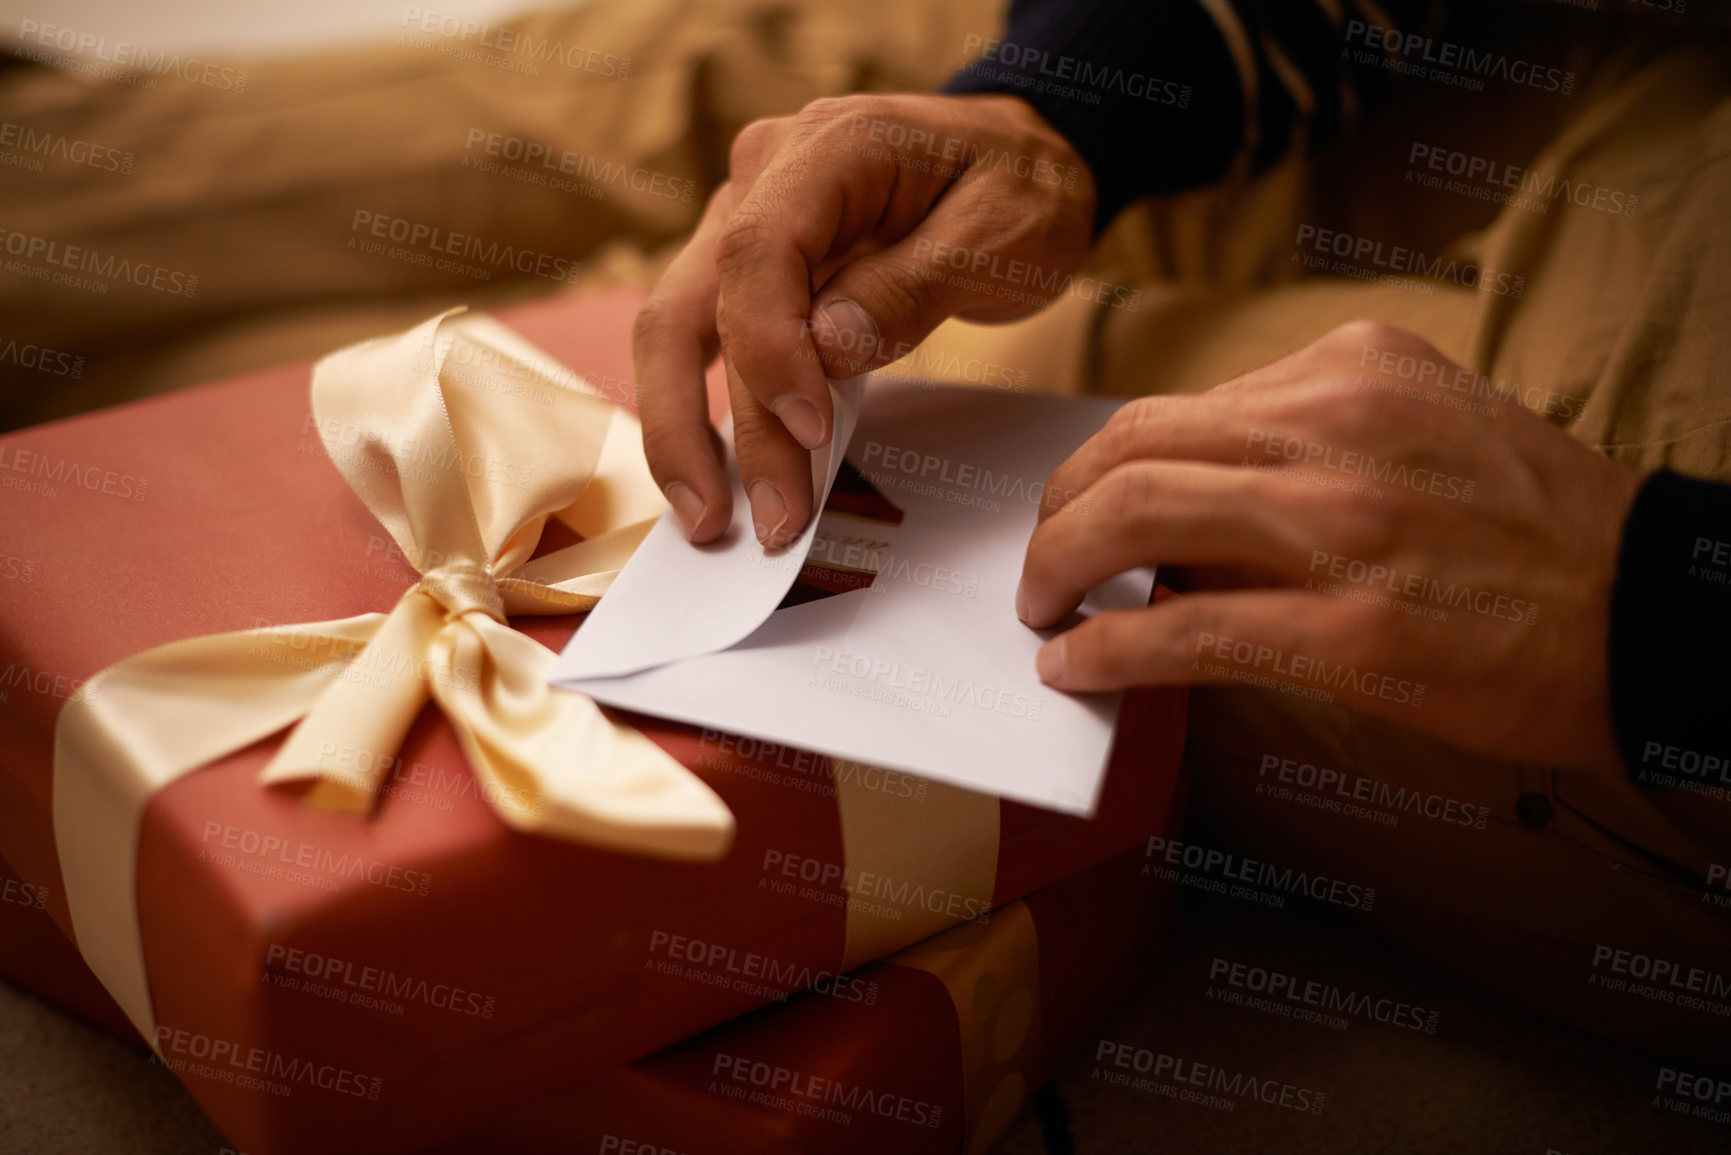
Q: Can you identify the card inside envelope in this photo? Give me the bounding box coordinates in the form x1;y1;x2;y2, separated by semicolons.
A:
549;375;1154;815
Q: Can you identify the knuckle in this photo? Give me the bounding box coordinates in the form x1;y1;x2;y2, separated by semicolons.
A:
860;261;936;337
797;94;863;128
1095;462;1161;526
632;297;674;347
1106;395;1174;447
1327;318;1407;354
1170;597;1222;661
713;208;774;277
729;118;784;174
729;405;783;447
1326;374;1389;432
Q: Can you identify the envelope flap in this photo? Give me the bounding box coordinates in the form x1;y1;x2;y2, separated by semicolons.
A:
550;378;865;679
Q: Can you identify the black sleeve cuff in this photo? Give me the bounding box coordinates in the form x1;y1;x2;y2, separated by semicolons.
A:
941;1;1244;235
1609;469;1731;795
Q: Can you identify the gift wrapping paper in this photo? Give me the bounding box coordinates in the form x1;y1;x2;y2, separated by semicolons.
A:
0;290;1188;1154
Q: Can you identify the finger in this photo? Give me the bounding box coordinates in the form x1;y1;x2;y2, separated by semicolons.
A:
1035;590;1372;694
808;191;1064;379
711;150;884;454
1033;330;1410;528
635;188;737;543
1036;394;1260;526
726;350;814;549
1019;462;1334;628
713;109;953;452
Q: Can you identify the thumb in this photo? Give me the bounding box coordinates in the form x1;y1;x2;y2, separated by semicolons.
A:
809;229;1008;379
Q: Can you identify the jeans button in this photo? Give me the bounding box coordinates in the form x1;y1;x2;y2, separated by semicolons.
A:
1516;792;1554;828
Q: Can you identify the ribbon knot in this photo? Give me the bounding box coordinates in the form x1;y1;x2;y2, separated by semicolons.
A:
417;562;505;623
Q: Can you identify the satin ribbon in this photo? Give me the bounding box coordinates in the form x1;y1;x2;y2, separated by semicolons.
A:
893;899;1041;1155
53;310;735;1039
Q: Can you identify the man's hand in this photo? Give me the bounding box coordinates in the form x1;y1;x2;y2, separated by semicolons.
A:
633;93;1096;547
1018;321;1644;773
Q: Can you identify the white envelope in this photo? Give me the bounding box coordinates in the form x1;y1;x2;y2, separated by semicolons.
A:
548;375;1153;815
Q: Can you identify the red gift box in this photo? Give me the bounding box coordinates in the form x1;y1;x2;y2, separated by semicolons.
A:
3;838;1178;1155
0;290;1187;1154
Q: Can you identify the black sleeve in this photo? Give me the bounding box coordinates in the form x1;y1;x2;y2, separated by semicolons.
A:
1609;470;1731;846
944;0;1439;233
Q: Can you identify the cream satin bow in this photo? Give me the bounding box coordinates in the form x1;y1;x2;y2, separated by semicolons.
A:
54;309;734;1039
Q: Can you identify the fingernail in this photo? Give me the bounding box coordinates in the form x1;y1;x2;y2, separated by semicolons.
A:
772;395;828;450
747;479;790;546
814;298;879;377
1015;578;1032;624
663;482;707;541
1036;636;1068;685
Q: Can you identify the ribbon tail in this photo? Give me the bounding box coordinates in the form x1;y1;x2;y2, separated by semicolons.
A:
260;593;442;812
52;614;388;1041
433;617;735;861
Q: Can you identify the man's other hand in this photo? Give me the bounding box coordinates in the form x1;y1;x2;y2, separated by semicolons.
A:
1019;321;1644;773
